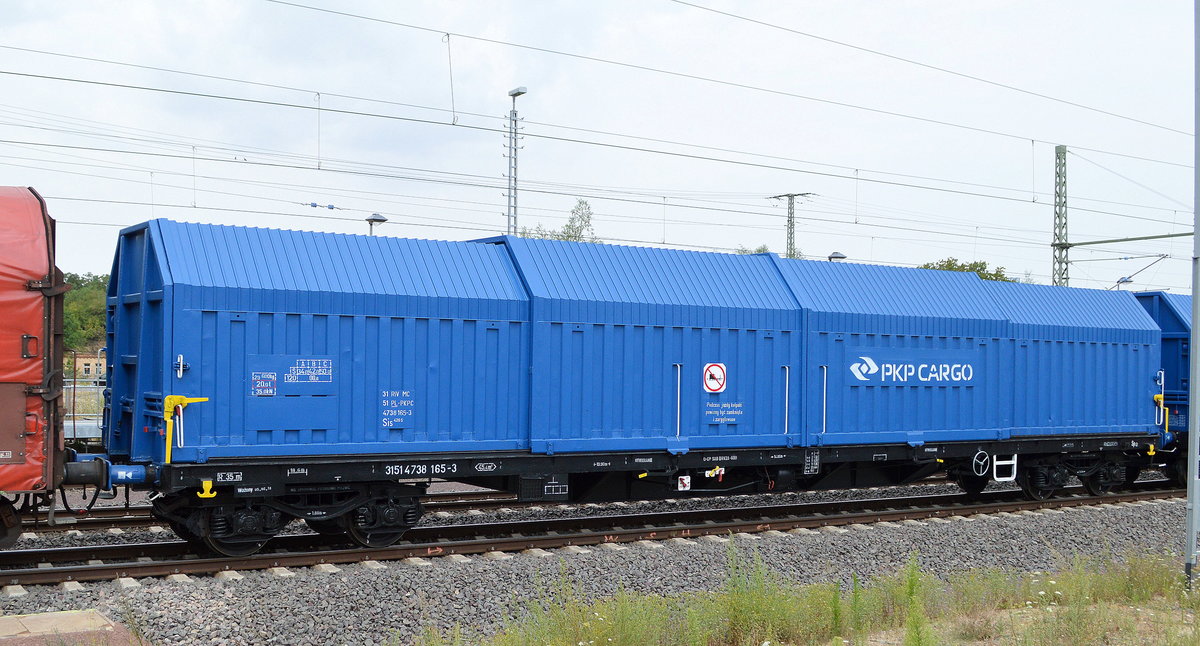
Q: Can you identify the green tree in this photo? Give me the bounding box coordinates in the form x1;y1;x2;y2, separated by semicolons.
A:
63;272;108;351
735;244;771;254
519;199;601;243
918;257;1016;282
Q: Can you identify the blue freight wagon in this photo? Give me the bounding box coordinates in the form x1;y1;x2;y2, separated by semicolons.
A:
61;220;1167;555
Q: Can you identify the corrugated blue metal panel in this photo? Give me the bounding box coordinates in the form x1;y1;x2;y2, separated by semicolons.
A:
170;312;530;461
1007;335;1157;437
110;218;1163;462
500;237;798;328
1139;292;1193;331
773;259;1011;446
1136;292;1190;431
104;222;171;462
527;324;800;452
117;221;531;463
807;333;1011;446
156;220;528;321
494;238;803;452
773;259;1009;337
1163;293;1193;328
984;282;1159;343
986;283;1159;437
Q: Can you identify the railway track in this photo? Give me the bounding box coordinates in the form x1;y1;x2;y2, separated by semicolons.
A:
2;482;1180;587
23;475;954;533
22;489;518;533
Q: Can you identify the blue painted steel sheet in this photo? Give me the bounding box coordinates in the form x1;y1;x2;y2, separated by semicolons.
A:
497;238;801;453
773;260;1012;446
104;222;166;462
1136;291;1191;432
107;221;529;463
106;220;1163;465
984;282;1158;438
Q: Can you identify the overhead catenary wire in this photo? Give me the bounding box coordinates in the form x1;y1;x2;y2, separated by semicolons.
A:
0;153;1076;248
46;195;1190;290
12;152;1185;270
42;196;747;253
1105;255;1169;289
3;131;1189;259
667;0;1192;137
0;53;1190;216
1;46;1188;285
1068;150;1193;210
0;148;1104;250
3;111;1190;220
260;0;1195;166
0;87;1187;227
5;122;1189;266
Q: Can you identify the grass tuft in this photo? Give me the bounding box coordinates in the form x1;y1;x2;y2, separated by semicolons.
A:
415;546;1199;646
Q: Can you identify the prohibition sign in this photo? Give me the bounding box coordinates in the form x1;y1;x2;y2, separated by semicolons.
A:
703;363;727;393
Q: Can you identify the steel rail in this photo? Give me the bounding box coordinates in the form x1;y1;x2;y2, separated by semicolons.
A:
22;489;519;532
1;483;1180;586
26;476;954;532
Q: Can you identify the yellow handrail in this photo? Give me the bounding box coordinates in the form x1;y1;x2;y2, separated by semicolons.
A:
163;395;209;464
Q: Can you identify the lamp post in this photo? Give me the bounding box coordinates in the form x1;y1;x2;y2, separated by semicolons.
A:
827;252;847;262
366;213;387;236
506;86;527;235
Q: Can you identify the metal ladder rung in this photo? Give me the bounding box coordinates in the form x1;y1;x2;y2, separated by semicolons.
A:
993;454;1018;482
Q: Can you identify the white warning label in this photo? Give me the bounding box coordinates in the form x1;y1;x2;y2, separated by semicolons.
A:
704;401;744;424
703;363;727;393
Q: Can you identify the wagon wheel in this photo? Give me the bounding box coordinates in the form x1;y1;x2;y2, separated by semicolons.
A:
0;499;21;550
953;474;989;497
1164;459;1188;487
1016;468;1057;501
1080;474;1114;496
195;506;281;557
167;520;207;549
341;498;417;548
343;522;406;548
202;534;267;557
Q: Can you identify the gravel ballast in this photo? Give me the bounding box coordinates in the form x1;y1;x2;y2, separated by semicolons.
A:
0;497;1185;646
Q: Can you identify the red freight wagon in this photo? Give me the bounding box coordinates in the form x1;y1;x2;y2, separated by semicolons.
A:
0;187;66;547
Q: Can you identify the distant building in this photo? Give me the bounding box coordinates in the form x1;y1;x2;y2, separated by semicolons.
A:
66;351;106;384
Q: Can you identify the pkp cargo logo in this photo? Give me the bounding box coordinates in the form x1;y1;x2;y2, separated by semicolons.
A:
849;356;879;381
848;353;977;385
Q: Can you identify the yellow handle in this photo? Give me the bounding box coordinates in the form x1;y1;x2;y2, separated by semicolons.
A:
197;480;217;499
165;417;174;464
163;395;209;464
1154;394;1170;436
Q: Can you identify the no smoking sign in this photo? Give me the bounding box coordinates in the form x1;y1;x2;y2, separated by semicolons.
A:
702;363;727;393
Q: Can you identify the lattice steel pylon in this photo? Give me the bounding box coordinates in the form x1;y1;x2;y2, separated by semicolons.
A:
504;87;527;235
770;192;813;259
1051;145;1069;286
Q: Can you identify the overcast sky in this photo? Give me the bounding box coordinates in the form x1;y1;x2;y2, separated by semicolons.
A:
1;1;1193;291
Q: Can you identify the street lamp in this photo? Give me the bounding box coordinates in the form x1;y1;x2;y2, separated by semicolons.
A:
506;86;528;235
366;213;387;236
827;252;847;262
